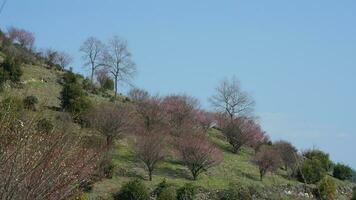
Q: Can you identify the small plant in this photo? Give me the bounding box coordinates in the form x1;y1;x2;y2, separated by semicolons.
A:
98;156;115;179
0;57;22;84
157;187;176;200
36;118;54;134
23;95;38;110
154;179;171;197
333;163;353;180
220;183;252;200
102;77;114;91
318;176;336;200
112;179;149;200
176;183;196;200
79;179;93;193
351;187;356;200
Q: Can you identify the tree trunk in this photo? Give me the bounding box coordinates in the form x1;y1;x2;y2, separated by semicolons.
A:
149;170;152;181
114;76;118;98
91;65;94;84
106;135;113;150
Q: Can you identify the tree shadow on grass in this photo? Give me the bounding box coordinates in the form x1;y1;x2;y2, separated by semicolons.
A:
155;166;192;180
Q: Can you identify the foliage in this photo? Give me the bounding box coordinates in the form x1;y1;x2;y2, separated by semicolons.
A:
220;183;252;200
0;57;22;85
332;163;353;180
351;187;356;200
102;77;114;91
60;71;92;116
113;179;149;200
176;183;196;200
23;95;38;110
252;145;282;181
303;149;332;172
318;176;336;200
157;186;176;200
79;180;93;192
299;158;326;184
176;133;223;180
97;155;115;179
154;179;172;197
36;118;54;134
1;96;24;112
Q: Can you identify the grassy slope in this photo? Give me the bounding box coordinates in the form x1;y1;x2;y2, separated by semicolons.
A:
89;129;299;199
1;61;354;199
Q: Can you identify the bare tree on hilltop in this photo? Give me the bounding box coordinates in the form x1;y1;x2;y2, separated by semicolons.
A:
102;36;136;97
80;37;105;83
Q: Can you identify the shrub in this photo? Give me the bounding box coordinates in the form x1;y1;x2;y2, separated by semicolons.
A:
23;95;38;110
97;156;115;179
333;163;353;180
351;187;356;200
1;96;24;112
60;72;92;116
0;57;22;84
157;187;176;200
176;183;196;200
36;118;54;134
154;179;172;197
304;149;332;172
102;77;114;91
220;183;252;200
318;176;336;200
79;180;93;192
299;158;326;184
113;179;149;200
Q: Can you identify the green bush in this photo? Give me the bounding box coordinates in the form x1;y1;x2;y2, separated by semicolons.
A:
98;156;115;179
333;163;353;180
23;95;38;110
220;183;252;200
157;187;176;200
299;158;326;184
102;78;114;91
60;72;92;116
176;183;196;200
318;176;336;200
0;57;22;85
154;179;172;196
351;187;356;200
36;118;54;134
304;149;332;171
1;96;24;112
112;179;149;200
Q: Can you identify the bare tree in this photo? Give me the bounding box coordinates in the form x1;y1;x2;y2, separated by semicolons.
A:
95;68;110;87
0;104;103;200
161;95;199;136
274;140;298;171
222;117;263;153
135;133;166;181
80;37;105;83
195;110;215;133
210;77;255;121
86;102;134;148
7;27;35;49
252;145;282;181
128;88;150;102
175;133;223;180
102;36;136;97
55;51;73;69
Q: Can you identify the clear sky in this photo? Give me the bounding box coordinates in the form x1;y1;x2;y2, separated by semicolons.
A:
1;0;355;168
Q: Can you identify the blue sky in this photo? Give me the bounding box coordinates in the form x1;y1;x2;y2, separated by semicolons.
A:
1;0;355;168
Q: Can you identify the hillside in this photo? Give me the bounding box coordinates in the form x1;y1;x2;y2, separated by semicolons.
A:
0;53;354;200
